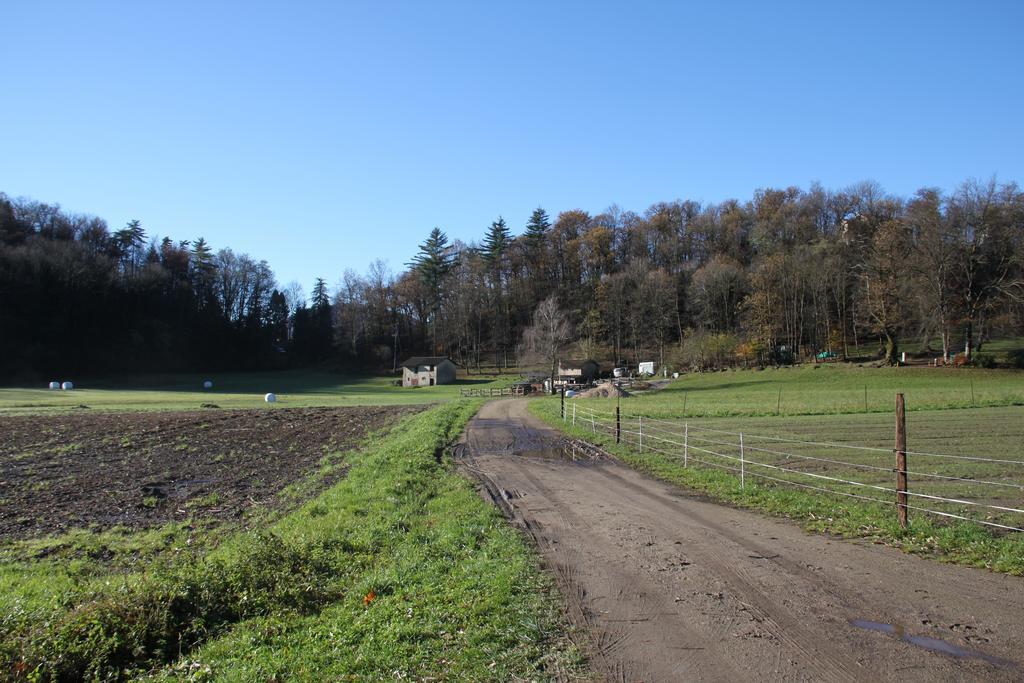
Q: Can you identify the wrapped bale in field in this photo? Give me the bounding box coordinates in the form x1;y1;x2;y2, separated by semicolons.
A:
61;381;74;390
49;381;60;390
264;392;277;403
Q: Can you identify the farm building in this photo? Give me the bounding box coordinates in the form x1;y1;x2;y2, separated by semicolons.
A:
400;356;457;387
557;359;599;386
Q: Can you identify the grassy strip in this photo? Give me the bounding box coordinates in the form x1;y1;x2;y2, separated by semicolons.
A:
2;402;583;681
531;400;1024;576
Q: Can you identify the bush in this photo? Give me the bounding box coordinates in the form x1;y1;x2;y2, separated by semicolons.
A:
972;353;997;369
1007;349;1024;369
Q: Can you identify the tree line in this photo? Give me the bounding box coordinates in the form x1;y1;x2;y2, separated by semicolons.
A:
3;178;1022;380
0;193;333;379
354;178;1024;371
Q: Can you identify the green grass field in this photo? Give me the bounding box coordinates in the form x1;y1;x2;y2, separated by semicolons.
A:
635;364;1024;417
1;403;583;681
533;364;1024;573
0;370;515;414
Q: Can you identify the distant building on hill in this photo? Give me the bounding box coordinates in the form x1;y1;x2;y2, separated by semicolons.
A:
400;356;457;387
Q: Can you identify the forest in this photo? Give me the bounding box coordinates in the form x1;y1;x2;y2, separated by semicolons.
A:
2;178;1022;380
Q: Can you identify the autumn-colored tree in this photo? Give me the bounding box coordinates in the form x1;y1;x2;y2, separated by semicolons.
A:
860;220;913;364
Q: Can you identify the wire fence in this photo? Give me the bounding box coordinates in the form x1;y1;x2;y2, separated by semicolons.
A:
565;401;1024;534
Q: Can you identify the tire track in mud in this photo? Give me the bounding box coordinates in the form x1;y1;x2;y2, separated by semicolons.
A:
458;399;1024;683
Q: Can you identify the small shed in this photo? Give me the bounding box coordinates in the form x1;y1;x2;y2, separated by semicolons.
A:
400;356;457;387
557;359;599;385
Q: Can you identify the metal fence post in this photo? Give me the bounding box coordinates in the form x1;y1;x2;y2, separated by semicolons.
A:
683;422;688;468
895;393;908;528
615;405;621;444
561;386;565;421
740;432;745;489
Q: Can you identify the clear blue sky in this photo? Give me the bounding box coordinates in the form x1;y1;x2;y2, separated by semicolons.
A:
2;1;1022;292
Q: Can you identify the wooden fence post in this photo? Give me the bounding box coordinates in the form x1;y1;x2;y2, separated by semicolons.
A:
615;405;621;444
639;416;643;453
740;432;745;489
572;403;576;426
683;422;689;468
895;393;908;529
561;386;565;421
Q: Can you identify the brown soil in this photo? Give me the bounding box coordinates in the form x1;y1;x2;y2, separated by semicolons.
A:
460;400;1024;682
0;406;422;540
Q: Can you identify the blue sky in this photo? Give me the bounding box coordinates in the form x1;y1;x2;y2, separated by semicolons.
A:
2;1;1022;292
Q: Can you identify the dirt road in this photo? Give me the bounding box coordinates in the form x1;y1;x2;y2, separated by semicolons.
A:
458;400;1024;682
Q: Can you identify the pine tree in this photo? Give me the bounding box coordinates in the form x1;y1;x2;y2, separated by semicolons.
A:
408;227;457;295
113;219;146;276
311;277;331;311
480;216;511;267
309;277;334;359
190;237;216;309
523;207;552;291
408;227;457;351
524;207;551;246
268;290;289;347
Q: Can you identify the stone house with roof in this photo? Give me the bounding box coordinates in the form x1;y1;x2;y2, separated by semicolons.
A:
399;356;457;387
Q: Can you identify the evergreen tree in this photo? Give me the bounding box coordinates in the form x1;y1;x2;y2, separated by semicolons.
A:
408;227;457;351
480;216;511;266
113;219;146;276
268;289;289;347
309;277;334;358
524;207;551;246
523;207;553;299
311;277;331;310
190;237;216;309
408;227;457;292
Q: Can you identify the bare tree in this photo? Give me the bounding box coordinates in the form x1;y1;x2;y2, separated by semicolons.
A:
519;295;571;393
860;220;913;364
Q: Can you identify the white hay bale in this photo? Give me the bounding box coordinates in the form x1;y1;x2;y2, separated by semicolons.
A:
565;389;576;398
203;380;213;389
49;381;60;390
61;381;74;390
264;392;277;403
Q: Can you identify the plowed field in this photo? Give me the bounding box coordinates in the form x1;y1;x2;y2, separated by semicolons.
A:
0;406;422;539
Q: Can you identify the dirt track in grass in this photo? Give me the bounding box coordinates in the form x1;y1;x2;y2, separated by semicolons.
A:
0;406;423;540
459;399;1024;682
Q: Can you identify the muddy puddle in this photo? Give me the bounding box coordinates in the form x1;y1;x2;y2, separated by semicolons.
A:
849;619;1016;669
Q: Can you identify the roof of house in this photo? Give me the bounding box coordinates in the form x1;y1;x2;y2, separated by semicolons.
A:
399;356;452;370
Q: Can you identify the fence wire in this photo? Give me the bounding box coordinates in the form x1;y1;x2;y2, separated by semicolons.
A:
566;403;1024;533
